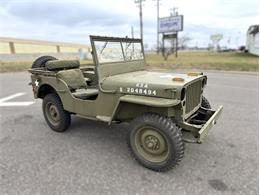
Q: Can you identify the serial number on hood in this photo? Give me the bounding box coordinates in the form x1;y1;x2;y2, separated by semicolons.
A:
120;87;157;96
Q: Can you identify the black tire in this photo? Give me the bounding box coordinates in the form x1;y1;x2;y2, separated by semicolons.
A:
31;56;57;69
127;113;184;172
201;96;211;109
42;93;71;132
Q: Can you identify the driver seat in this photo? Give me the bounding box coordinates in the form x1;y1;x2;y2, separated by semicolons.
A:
46;60;98;99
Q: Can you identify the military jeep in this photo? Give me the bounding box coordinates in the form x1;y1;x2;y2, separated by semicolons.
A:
29;35;223;172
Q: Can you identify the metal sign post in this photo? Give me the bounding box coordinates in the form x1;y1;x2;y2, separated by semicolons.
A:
159;15;183;60
162;33;178;60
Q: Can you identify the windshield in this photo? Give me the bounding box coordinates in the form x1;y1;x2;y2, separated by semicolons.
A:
94;40;144;63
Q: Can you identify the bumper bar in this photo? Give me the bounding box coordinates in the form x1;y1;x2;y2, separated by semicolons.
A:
197;105;223;143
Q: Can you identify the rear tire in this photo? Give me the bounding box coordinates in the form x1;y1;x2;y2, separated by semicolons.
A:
42;93;71;132
32;56;57;69
127;113;184;172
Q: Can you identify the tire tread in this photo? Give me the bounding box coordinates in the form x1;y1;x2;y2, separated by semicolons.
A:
32;56;57;69
127;113;184;172
42;93;71;132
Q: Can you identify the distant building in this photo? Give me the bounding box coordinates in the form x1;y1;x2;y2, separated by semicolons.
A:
246;25;259;56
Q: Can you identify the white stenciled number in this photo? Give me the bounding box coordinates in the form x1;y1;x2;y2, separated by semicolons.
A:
143;89;147;95
125;86;157;96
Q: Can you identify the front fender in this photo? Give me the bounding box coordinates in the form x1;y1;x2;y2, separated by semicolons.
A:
119;95;180;107
109;95;180;124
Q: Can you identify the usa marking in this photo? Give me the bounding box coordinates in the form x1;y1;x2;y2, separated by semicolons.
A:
0;93;34;107
135;83;148;88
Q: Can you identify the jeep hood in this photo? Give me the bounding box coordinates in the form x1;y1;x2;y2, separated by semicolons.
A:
101;70;206;98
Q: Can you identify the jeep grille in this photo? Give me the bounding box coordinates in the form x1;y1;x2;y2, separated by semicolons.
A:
185;80;202;114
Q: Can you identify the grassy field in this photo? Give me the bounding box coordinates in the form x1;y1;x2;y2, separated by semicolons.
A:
146;51;259;72
0;51;258;72
0;60;93;73
0;61;32;72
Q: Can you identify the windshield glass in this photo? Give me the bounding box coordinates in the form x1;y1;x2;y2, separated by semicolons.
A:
122;42;144;61
94;40;144;63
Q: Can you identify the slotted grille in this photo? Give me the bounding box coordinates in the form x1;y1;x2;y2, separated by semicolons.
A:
185;80;202;114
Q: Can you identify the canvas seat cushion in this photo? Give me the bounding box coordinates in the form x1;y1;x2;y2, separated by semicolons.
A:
57;69;87;90
46;60;80;70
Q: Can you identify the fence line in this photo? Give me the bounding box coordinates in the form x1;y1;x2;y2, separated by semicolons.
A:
0;37;91;54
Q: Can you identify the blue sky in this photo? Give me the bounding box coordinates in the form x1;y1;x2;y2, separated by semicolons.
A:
0;0;259;48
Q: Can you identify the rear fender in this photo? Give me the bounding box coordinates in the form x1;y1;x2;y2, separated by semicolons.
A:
34;76;69;97
32;75;74;110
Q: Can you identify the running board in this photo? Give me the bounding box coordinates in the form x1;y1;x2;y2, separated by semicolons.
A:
96;115;112;122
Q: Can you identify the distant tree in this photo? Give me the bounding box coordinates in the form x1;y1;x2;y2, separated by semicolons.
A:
178;35;192;49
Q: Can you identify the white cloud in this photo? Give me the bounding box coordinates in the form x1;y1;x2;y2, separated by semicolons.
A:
0;0;259;48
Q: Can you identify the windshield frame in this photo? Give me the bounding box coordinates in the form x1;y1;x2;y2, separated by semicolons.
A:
90;35;145;65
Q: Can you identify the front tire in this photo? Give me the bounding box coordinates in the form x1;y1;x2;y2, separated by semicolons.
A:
42;93;71;132
127;113;184;172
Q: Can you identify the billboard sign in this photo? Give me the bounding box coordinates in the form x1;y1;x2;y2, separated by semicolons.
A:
210;34;223;42
159;15;183;33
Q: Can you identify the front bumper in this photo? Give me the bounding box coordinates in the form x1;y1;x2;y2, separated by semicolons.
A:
197;105;223;143
180;105;223;143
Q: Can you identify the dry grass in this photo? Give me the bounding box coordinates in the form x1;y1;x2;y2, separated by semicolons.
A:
0;61;31;72
0;51;258;72
0;60;93;73
146;51;259;72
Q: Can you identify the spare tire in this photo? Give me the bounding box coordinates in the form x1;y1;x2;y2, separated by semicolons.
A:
31;56;57;69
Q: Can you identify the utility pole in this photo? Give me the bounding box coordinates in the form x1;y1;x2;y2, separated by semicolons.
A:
134;0;145;41
169;7;179;57
131;26;135;51
154;0;161;54
131;26;134;38
170;7;178;16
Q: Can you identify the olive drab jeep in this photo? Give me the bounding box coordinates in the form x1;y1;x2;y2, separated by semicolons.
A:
29;35;223;172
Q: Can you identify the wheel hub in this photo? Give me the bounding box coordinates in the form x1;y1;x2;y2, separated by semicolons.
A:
144;135;160;150
134;127;169;163
45;102;60;125
49;105;58;119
